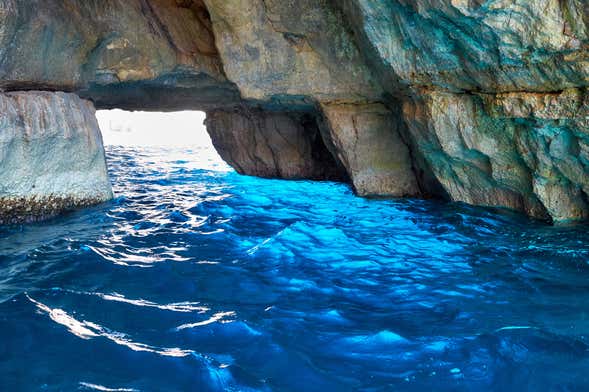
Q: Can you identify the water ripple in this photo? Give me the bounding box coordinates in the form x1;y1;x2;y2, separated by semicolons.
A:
27;294;194;357
1;146;589;391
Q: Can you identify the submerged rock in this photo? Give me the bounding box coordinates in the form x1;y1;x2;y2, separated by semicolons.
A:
0;92;113;224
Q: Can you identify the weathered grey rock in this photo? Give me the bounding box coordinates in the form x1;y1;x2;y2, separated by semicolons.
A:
0;91;113;224
320;103;420;197
205;107;347;181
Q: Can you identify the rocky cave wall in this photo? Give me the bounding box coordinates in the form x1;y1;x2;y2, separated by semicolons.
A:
0;0;588;223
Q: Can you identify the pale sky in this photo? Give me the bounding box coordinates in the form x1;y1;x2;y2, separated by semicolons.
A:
96;110;211;147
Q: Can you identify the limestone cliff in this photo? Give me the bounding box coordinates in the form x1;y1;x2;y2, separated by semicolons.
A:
0;0;588;223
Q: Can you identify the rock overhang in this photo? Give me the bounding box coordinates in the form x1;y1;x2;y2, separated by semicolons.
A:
0;0;588;223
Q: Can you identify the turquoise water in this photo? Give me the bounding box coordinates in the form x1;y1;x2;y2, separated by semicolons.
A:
1;145;589;391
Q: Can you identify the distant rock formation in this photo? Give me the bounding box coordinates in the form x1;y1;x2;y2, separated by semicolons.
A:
0;0;587;223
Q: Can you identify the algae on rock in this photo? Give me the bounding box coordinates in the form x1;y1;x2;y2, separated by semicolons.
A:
0;91;113;224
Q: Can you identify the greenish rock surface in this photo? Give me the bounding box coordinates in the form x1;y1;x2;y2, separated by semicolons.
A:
336;0;588;93
403;89;589;222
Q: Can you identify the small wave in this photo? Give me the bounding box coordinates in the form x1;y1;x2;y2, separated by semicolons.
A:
2;146;589;391
51;288;208;313
175;311;237;331
27;294;194;357
79;382;139;391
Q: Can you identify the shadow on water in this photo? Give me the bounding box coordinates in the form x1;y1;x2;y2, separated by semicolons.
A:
1;146;589;391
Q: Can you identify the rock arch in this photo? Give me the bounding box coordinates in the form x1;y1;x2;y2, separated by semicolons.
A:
0;0;587;223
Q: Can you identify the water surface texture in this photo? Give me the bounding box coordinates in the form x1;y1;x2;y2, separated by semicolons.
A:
1;146;589;391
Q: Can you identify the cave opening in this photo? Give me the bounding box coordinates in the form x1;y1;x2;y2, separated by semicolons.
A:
95;109;229;171
97;110;209;148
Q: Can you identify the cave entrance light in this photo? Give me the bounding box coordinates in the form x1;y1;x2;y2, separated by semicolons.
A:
95;109;229;171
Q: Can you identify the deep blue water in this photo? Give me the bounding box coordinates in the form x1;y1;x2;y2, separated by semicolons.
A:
1;145;589;391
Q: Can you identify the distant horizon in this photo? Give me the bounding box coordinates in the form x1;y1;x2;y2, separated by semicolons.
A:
96;109;211;148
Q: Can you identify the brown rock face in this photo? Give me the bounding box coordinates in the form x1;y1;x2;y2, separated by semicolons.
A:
205;107;348;181
320;103;420;197
201;0;382;103
1;0;588;223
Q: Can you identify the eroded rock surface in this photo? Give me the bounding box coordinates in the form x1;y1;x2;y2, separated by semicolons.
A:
320;103;420;197
1;0;588;223
202;0;382;103
404;89;589;222
0;0;240;110
206;107;347;181
0;91;113;224
336;0;588;93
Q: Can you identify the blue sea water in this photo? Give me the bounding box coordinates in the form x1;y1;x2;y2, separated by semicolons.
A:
1;145;589;391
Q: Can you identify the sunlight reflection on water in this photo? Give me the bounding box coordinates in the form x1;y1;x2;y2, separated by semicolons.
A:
1;145;589;391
